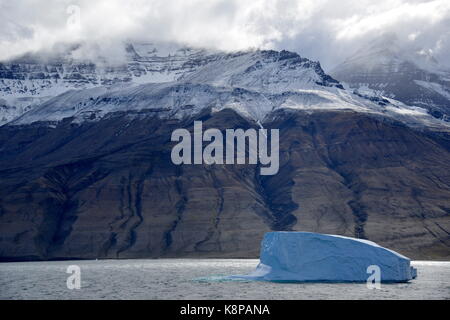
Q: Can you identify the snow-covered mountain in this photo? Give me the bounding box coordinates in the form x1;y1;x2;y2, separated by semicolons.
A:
3;44;448;132
0;42;219;125
331;33;450;121
9;48;345;125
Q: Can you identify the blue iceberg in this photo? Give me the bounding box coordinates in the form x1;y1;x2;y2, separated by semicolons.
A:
234;232;417;282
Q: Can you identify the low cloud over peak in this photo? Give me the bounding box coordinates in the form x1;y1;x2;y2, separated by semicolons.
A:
1;0;450;70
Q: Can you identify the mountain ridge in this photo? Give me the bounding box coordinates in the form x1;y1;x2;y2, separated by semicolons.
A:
2;44;448;134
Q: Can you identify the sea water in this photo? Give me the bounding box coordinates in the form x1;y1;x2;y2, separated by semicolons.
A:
0;259;449;300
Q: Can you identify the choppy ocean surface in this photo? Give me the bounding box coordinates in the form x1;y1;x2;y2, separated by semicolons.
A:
0;259;449;300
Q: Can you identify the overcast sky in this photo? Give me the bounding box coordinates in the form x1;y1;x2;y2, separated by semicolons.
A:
1;0;450;70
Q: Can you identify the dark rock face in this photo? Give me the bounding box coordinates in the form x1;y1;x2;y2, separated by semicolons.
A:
268;110;450;259
0;109;449;261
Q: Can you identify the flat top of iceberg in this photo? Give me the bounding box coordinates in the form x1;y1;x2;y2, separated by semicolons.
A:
272;231;410;260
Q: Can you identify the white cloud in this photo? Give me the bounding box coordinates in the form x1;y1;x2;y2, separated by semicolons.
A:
0;0;450;70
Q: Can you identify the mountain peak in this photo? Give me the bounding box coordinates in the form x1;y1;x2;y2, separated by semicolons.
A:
331;34;450;121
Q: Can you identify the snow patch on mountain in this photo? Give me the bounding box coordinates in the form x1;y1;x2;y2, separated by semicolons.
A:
415;80;450;101
10;79;449;132
180;50;342;93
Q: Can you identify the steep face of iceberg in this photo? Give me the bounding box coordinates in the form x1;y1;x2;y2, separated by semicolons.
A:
238;232;417;282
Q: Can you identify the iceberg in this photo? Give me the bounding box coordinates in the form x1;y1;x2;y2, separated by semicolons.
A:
233;232;417;282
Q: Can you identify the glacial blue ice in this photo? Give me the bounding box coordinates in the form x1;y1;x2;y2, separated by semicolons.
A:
232;232;417;282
